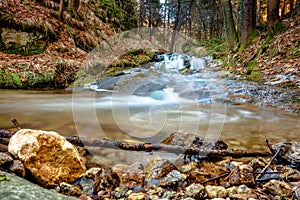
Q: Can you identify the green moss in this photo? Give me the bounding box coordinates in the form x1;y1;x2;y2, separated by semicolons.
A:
199;37;226;59
247;30;259;44
238;43;247;54
261;34;273;51
287;40;300;58
247;71;263;82
0;70;23;88
3;43;47;56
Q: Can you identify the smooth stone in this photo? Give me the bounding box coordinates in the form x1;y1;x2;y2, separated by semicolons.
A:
8;129;86;187
111;164;145;188
184;183;205;199
206;185;228;198
128;192;147;200
0;170;76;200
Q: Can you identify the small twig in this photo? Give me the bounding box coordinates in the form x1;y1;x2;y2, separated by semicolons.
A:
11;119;21;130
255;148;282;181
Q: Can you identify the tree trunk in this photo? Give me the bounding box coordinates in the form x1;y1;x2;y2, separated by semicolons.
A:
222;0;238;50
68;0;80;18
58;0;65;21
267;0;280;27
241;0;256;44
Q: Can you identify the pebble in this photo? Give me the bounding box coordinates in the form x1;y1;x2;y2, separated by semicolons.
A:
206;185;228;198
9;160;26;177
263;179;292;197
0;152;13;169
158;170;186;187
128;192;147;200
56;182;83;197
111;163;145;188
227;164;255;186
184;183;205;199
145;157;177;182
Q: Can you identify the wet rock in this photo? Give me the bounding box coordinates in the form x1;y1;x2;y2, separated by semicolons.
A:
249;157;268;170
9;160;26;177
112;187;127;199
72;167;101;195
158;170;186;188
161;190;176;199
0;170;76;200
183;198;196;200
56;182;83;197
8;129;86;187
205;185;228;198
188;161;228;185
111;163;145;188
0;152;13;169
184;183;205;199
227;186;238;197
128;192;147;200
146;186;165;198
93;168;117;193
263;180;292;197
227;164;255;186
237;184;251;194
83;167;102;179
181;161;198;173
145;157;177;182
282;166;300;181
130;162;144;170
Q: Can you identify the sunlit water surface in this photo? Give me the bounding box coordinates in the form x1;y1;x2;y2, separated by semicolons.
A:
0;89;299;166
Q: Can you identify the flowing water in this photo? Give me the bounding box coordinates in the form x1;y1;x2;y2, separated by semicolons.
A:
0;54;299;166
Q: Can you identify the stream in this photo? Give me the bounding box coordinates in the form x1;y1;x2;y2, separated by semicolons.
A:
0;54;299;166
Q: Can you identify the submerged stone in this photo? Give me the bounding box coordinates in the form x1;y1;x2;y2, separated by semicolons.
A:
8;129;86;187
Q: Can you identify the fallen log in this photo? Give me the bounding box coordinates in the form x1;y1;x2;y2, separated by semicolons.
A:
0;129;271;159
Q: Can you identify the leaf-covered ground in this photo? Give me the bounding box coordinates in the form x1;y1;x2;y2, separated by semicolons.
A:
0;0;115;88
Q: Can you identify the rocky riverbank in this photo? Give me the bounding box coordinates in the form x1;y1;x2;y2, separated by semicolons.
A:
0;129;299;199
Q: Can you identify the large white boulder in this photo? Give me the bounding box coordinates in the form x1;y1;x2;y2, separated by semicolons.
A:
8;129;86;187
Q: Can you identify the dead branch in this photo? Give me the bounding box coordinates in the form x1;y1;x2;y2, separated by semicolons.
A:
0;129;272;159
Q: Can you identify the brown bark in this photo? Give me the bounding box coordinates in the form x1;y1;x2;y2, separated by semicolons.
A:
58;0;66;21
222;0;238;49
267;0;280;27
241;0;256;44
